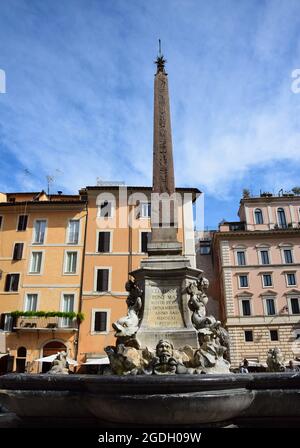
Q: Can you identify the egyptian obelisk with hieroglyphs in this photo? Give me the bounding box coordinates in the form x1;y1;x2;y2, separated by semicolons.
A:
132;49;201;349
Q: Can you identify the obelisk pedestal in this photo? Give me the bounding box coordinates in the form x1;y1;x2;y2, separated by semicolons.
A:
132;256;201;350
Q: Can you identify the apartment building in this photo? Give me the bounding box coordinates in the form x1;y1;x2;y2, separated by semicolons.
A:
0;186;199;372
213;192;300;368
0;191;87;373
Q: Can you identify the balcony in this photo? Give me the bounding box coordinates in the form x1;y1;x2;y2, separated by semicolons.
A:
219;221;246;232
13;316;79;332
273;223;299;230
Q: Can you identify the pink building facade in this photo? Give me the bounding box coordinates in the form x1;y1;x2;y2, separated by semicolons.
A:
213;194;300;368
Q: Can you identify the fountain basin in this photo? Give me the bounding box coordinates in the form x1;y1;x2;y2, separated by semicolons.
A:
0;373;300;427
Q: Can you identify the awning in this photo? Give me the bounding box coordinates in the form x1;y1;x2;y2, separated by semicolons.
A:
34;353;78;366
82;356;110;365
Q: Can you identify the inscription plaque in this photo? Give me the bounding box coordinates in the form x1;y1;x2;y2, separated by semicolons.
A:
147;286;183;328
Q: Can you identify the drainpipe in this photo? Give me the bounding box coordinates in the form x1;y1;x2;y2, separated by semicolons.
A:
128;189;133;275
75;200;88;364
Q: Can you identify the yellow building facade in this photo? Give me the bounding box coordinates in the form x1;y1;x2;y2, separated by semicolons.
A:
0;191;86;373
0;187;199;372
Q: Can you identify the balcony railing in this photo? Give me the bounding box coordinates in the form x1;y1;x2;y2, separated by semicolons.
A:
13;316;78;331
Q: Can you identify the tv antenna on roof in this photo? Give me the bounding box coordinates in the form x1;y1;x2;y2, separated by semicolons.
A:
46;175;54;195
46;169;63;195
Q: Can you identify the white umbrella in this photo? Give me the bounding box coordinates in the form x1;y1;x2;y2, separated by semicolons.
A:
82;356;109;365
35;353;78;366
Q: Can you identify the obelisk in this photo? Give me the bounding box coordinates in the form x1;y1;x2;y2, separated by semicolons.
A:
147;50;182;255
132;48;200;349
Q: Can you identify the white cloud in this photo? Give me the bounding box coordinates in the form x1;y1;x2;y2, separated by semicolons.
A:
0;0;300;202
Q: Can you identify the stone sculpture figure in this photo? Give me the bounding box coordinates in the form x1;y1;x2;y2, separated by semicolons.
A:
112;278;142;342
266;347;286;372
152;339;189;375
194;328;230;374
210;321;230;361
47;351;69;375
187;277;210;330
105;344;151;376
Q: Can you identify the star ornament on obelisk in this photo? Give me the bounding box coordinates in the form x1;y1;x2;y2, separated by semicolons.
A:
148;41;182;256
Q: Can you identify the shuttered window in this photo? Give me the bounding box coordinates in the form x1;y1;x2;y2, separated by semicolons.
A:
141;232;151;253
13;243;24;260
4;274;20;292
17;215;28;231
65;252;77;273
94;311;107;332
242;300;251;316
33;220;46;244
29;252;42;273
98;232;111;253
96;269;109;292
68;220;79;244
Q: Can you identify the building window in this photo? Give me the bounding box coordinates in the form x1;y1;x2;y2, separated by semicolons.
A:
140;202;151;218
266;297;276;315
254;208;263;224
4;273;20;292
141;232;151;253
262;274;273;287
283;249;293;264
67;220;79;244
17;215;28;231
287;273;296;286
239;275;248;288
98;232;111;253
61;294;75;327
64;252;77;274
244;330;253;342
237;251;246;266
96;269;109;292
0;216;3;230
93;311;108;333
13;243;24;261
33;220;46;244
25;293;38;312
277;208;287;228
0;314;13;331
29;252;42;274
241;300;251;316
67;220;80;244
270;329;279;341
199;240;211;255
290;297;300;314
260;250;270;265
99;200;112;218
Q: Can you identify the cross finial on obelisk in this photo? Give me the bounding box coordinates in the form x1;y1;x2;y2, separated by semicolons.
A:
155;39;167;74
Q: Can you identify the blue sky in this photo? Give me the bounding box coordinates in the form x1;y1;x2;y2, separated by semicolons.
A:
0;0;300;228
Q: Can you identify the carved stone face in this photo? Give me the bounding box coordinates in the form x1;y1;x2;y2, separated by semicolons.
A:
201;277;209;290
156;340;173;358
